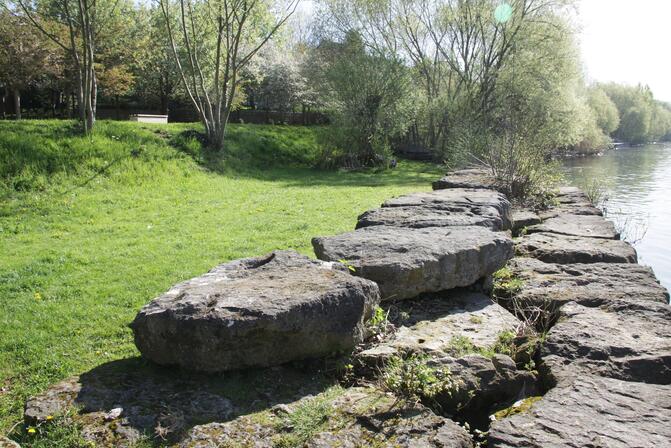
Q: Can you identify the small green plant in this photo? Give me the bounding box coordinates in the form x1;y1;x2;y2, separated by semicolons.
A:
337;259;357;273
492;267;524;297
445;331;517;359
381;354;459;404
491;330;516;357
445;335;480;358
583;179;608;206
368;304;389;330
273;387;343;447
469;315;483;324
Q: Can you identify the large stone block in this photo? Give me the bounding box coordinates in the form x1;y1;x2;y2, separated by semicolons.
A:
542;300;671;385
515;232;636;264
501;257;669;308
313;226;513;301
131;251;380;372
488;375;671;448
357;189;512;231
527;214;619;239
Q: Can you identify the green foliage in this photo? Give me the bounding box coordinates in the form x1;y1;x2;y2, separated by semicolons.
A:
600;83;671;144
366;306;390;338
493;267;525;296
273;387;343;448
587;87;620;135
311;32;416;168
381;354;459;404
0;120;443;432
445;331;517;359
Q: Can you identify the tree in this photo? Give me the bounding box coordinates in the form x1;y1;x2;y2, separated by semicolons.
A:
0;10;60;119
16;0;121;133
587;87;619;135
159;0;299;150
310;32;416;167
133;5;181;115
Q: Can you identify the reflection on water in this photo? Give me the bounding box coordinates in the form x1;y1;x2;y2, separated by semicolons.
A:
563;143;671;292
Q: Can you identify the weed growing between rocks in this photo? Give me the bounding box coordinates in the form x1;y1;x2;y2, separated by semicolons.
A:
272;386;344;448
492;267;525;297
380;354;460;406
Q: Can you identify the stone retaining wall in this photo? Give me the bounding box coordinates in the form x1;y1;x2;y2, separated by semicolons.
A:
21;169;670;447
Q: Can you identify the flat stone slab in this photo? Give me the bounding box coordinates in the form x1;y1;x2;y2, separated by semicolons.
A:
131;250;380;372
358;189;512;231
313;226;513;301
358;292;520;361
501;257;669;308
180;387;474;448
538;187;603;219
542;300;671;385
527;214;619;239
357;206;504;230
511;209;541;233
432;168;500;191
488;375;671;447
515;232;636;264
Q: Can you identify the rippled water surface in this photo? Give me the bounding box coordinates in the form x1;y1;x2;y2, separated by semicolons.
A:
563;143;671;292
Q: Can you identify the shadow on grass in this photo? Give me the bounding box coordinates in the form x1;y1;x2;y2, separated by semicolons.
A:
169;128;444;189
22;357;338;446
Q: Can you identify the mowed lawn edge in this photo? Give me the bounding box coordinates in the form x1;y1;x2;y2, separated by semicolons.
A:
0;120;442;432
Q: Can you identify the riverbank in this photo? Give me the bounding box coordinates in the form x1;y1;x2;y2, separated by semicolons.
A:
9;167;670;446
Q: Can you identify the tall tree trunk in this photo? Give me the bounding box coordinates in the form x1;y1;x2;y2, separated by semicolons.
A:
13;89;21;120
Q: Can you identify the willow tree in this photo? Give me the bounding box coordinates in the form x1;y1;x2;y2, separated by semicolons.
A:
160;0;299;150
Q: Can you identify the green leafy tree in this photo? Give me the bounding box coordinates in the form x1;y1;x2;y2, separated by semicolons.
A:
0;10;62;119
311;32;416;167
587;87;620;135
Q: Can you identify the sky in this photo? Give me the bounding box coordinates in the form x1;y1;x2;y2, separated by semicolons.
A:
578;0;671;102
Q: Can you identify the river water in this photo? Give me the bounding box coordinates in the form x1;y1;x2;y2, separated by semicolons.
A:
562;143;671;292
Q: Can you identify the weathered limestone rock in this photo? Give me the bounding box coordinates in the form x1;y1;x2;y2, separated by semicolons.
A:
515;232;636;264
488;375;671;448
353;293;535;416
313;226;513;301
432;168;500;191
357;189;512;231
542;300;671;385
511;209;541;234
180;387;474;448
527;214;619;239
131;250;380;372
357;206;504;230
430;355;537;418
0;437;20;448
501;257;669;308
357;293;520;362
538;186;602;219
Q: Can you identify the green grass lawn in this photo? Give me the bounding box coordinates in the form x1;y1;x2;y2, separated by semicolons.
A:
0;120;443;435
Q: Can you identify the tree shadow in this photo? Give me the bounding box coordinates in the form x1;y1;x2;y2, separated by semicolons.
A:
25;357;338;446
167;128;444;189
